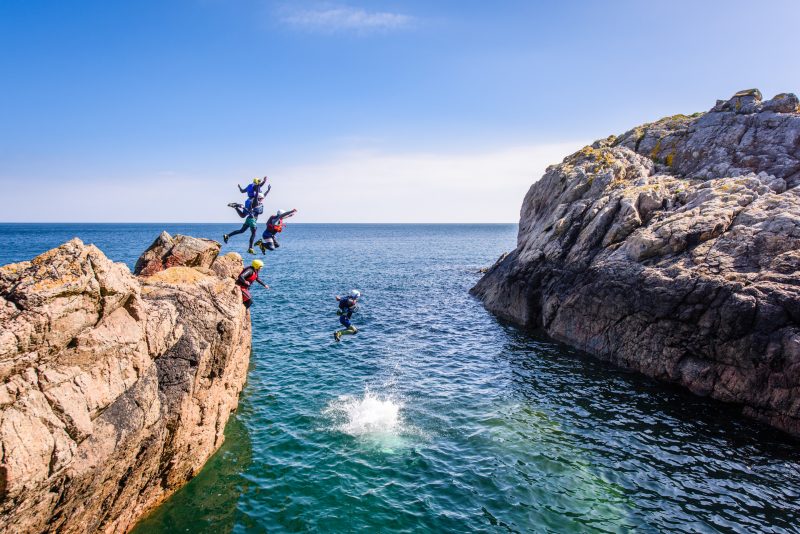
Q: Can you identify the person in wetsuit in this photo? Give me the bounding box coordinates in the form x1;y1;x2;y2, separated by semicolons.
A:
255;208;297;253
224;194;265;254
238;177;271;200
236;259;269;309
334;289;361;342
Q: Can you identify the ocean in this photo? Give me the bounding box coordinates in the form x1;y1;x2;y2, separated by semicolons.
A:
2;223;799;533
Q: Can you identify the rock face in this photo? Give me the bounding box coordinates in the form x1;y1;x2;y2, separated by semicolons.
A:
472;90;800;436
0;234;251;533
133;232;221;276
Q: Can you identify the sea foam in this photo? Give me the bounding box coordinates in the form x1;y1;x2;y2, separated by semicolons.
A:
325;389;403;437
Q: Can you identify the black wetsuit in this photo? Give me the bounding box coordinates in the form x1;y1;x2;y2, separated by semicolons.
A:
236;266;260;308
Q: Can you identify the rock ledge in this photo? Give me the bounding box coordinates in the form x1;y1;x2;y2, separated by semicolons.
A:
473;90;800;436
0;233;250;533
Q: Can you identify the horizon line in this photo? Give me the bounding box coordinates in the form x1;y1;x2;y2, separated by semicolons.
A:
0;221;520;225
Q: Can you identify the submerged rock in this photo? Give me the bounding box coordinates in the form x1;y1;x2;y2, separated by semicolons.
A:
0;235;251;533
472;90;800;436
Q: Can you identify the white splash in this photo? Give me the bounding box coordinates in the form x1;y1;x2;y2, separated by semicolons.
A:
325;389;403;437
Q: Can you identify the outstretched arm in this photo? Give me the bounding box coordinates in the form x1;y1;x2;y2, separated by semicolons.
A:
256;278;269;289
279;208;298;221
263;184;272;197
238;184;247;193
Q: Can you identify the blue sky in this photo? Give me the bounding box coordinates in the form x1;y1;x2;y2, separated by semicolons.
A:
2;0;799;222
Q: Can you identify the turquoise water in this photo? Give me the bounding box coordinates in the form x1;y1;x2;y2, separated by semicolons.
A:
2;224;800;533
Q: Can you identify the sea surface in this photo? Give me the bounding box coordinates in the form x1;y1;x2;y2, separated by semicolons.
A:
2;223;800;533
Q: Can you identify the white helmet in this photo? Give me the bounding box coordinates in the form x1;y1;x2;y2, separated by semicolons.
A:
276;209;286;216
257;194;265;201
350;289;361;299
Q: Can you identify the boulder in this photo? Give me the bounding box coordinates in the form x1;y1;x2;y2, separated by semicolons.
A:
0;236;250;533
212;252;246;280
762;93;800;114
134;231;221;276
473;90;800;436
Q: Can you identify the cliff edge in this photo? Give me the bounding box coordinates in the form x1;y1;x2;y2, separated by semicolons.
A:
0;232;251;533
472;89;800;436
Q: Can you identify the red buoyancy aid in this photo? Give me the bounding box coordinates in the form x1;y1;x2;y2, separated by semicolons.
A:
267;218;284;234
238;267;259;288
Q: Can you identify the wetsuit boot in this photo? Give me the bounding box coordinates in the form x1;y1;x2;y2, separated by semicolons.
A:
334;326;358;342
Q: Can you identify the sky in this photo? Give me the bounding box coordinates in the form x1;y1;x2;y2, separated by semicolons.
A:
1;0;799;223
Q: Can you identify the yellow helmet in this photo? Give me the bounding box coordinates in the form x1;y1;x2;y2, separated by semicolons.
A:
252;259;264;270
253;177;262;185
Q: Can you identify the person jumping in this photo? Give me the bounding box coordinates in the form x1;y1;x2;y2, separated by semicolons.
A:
255;208;297;253
239;177;271;201
334;289;361;342
236;259;269;309
224;194;265;253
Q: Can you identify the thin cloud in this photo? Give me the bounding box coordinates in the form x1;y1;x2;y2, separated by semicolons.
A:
0;141;588;222
269;141;588;223
279;5;414;33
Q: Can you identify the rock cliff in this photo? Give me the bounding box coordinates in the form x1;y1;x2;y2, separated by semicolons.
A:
0;233;251;533
472;90;800;436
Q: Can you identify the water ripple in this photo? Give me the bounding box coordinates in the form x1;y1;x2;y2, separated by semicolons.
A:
21;224;796;534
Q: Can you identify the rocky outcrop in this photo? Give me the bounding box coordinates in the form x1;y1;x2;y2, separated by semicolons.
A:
472;90;800;436
133;232;221;276
0;234;250;533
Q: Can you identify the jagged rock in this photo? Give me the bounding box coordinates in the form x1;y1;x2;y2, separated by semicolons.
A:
763;93;800;113
0;235;250;533
711;88;762;113
472;90;800;436
211;252;246;280
134;231;221;276
479;252;509;273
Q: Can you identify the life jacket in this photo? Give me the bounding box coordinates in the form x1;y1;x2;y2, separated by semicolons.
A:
338;297;356;316
245;199;263;215
267;216;284;234
237;267;258;287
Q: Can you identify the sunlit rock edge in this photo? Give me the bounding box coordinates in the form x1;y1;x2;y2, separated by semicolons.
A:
473;89;800;437
0;232;251;533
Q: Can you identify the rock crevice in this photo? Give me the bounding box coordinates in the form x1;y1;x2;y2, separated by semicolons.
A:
0;233;250;533
472;90;800;436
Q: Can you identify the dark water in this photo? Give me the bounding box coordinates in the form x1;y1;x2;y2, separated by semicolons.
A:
2;223;799;533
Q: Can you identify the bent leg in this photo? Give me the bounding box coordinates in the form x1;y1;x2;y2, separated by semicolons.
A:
340;325;358;336
240;287;252;308
336;315;357;337
228;223;248;238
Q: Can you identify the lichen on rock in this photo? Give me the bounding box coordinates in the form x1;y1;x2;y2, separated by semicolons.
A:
472;90;800;436
0;234;251;533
